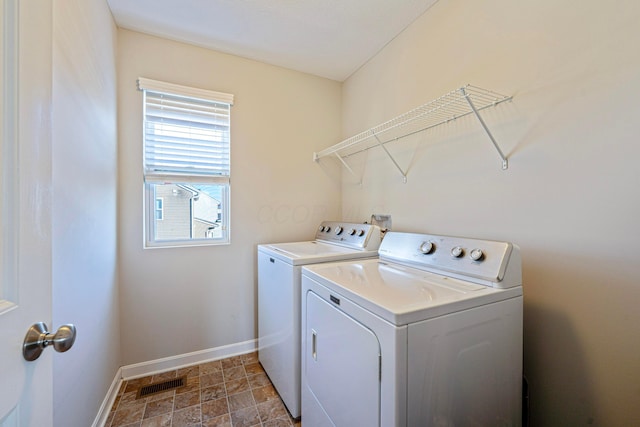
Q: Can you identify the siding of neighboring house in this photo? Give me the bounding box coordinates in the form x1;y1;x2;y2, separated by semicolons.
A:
194;218;219;238
155;185;193;239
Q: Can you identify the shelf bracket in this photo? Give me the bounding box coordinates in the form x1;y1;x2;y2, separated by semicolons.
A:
334;152;360;182
373;133;408;183
314;151;362;185
460;87;509;170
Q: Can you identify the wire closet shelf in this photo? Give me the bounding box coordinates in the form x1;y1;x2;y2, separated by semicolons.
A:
313;85;513;182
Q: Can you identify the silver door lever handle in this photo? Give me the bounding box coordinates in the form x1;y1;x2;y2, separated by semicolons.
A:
23;322;77;361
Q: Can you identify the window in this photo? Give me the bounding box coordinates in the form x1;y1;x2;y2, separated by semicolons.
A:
155;198;164;220
138;78;234;247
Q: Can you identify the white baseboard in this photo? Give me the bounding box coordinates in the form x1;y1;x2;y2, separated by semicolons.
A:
92;339;258;426
121;338;258;380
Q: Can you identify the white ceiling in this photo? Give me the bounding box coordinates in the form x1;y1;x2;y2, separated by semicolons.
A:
106;0;439;81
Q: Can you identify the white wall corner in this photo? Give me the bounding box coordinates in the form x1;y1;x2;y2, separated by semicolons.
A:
91;367;123;427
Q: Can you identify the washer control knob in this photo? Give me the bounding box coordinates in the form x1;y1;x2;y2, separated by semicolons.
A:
324;226;331;232
335;226;343;235
349;228;357;236
419;241;435;254
318;226;325;232
451;246;464;258
357;229;365;237
470;248;484;261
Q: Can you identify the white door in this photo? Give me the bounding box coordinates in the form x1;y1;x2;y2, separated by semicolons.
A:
0;1;54;425
304;291;380;427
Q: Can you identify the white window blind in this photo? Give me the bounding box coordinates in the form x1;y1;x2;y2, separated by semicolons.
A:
138;78;234;184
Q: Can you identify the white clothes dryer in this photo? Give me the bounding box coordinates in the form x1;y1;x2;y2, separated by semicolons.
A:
301;231;523;426
258;221;382;418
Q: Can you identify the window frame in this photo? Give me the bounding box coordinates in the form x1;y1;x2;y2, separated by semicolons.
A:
138;78;234;248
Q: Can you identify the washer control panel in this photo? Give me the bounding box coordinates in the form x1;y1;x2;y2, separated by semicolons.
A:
315;221;381;250
378;231;521;288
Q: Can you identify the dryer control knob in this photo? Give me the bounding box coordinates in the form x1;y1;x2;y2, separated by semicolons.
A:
324;226;331;232
451;246;464;258
419;241;435;254
470;248;484;261
318;226;325;232
349;228;357;236
357;229;365;237
335;226;343;235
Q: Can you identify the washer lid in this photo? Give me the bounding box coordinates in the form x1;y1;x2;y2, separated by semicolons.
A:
302;259;522;325
258;241;378;266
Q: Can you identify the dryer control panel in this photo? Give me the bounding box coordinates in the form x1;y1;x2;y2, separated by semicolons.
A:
315;221;381;251
378;232;522;288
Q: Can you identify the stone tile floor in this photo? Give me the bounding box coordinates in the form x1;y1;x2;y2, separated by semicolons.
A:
106;352;301;427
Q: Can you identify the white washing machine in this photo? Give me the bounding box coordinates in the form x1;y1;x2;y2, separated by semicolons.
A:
258;221;382;418
301;231;523;426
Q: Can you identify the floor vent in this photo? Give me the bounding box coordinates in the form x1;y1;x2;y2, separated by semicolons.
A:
136;376;186;399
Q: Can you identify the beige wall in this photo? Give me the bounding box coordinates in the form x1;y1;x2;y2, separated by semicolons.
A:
52;0;119;425
117;30;342;365
341;0;640;425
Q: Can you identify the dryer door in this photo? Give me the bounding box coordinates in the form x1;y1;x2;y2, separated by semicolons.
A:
304;290;380;426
